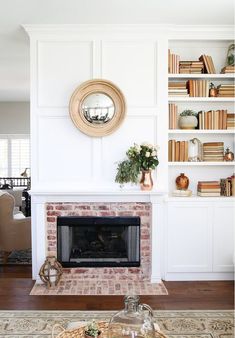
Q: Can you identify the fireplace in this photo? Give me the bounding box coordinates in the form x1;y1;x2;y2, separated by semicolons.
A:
57;216;140;267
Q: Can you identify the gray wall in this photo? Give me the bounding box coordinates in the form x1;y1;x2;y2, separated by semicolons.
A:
0;102;30;134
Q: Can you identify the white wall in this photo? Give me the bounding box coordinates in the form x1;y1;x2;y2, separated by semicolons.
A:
0;102;30;134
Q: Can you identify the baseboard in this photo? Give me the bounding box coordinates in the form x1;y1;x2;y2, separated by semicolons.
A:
164;272;234;281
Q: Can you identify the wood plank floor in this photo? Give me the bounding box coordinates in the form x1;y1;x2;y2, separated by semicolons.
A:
0;265;233;310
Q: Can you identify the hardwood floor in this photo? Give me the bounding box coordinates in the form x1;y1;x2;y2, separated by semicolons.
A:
0;265;233;310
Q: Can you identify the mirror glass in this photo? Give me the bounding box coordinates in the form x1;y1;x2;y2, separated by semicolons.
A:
82;93;115;125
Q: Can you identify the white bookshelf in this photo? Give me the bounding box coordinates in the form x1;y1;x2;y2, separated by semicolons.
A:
168;38;235;198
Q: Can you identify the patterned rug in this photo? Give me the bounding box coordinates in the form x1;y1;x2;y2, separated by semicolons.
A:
0;249;32;265
0;310;233;337
30;280;168;295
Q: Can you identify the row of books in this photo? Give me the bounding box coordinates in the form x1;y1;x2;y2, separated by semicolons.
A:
168;50;217;74
187;80;210;97
168;81;189;97
168;50;180;73
198;110;228;130
168;50;235;74
217;84;235;97
168;140;188;162
198;55;216;74
179;61;204;74
197;176;235;197
169;104;235;130
220;175;235;196
221;65;235;74
168;103;178;129
202;142;224;162
227;113;235;129
197;181;221;197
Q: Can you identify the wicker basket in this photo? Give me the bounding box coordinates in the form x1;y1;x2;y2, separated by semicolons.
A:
52;321;167;338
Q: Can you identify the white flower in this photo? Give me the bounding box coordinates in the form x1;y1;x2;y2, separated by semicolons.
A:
145;151;150;157
152;151;157;156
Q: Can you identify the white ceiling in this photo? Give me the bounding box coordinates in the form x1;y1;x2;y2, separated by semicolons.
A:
0;0;234;102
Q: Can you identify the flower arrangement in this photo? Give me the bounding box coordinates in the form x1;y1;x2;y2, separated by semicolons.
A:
115;143;159;186
84;320;101;338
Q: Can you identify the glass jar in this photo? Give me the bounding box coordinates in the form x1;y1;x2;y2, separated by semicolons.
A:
108;295;155;338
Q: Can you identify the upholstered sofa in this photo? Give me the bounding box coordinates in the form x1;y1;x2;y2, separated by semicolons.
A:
0;192;31;255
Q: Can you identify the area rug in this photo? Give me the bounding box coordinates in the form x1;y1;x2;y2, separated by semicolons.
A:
0;249;32;265
30;279;168;295
0;310;233;337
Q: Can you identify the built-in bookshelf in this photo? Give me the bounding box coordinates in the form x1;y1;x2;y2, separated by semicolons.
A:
167;39;235;198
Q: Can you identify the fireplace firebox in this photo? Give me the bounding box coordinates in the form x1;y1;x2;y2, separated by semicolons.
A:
57;216;140;267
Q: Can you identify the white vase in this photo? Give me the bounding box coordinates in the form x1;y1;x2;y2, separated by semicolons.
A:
179;116;198;129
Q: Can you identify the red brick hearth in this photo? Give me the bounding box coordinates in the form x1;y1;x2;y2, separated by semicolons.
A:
46;202;152;281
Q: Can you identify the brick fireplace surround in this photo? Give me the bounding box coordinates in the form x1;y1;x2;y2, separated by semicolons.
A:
31;191;165;284
47;202;151;281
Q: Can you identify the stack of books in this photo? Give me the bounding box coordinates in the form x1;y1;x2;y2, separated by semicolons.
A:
179;61;204;74
168;82;189;97
220;175;235;196
227;113;235;129
217;84;235;97
168;50;180;73
198;110;228;129
168;103;178;129
168;140;189;162
187;80;209;97
199;55;216;73
221;65;235;74
197;181;221;197
202;142;224;162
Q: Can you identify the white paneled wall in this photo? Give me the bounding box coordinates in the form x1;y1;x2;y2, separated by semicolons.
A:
27;29;161;191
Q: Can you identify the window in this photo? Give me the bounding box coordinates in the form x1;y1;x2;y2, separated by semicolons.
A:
0;135;30;177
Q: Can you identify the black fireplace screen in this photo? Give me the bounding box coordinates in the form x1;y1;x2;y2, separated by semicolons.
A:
57;216;140;267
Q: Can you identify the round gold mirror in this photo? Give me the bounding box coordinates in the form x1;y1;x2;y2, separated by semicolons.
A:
69;79;126;137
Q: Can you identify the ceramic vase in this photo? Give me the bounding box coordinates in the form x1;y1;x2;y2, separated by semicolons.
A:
175;173;189;190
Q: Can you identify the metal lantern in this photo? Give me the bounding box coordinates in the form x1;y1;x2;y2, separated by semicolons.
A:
39;256;63;288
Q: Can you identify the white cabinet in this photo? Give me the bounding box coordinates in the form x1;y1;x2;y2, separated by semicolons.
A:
165;200;234;280
213;202;234;272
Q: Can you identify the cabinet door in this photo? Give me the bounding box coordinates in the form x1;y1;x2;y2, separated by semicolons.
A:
167;203;212;273
213;203;234;272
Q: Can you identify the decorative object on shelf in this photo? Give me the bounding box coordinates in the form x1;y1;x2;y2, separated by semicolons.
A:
85;320;101;338
188;138;202;162
69;79;126;137
39;256;63;288
175;173;189;190
108;295;161;338
226;44;235;66
179;110;198;129
209;83;218;97
224;148;234;162
115;143;159;190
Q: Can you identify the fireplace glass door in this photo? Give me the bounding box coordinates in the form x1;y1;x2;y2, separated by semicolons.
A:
57;216;140;267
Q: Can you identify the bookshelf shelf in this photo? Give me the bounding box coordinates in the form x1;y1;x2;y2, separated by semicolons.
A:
168;97;235;102
168;162;235;166
168;74;235;79
166;196;235;202
168;129;235;134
